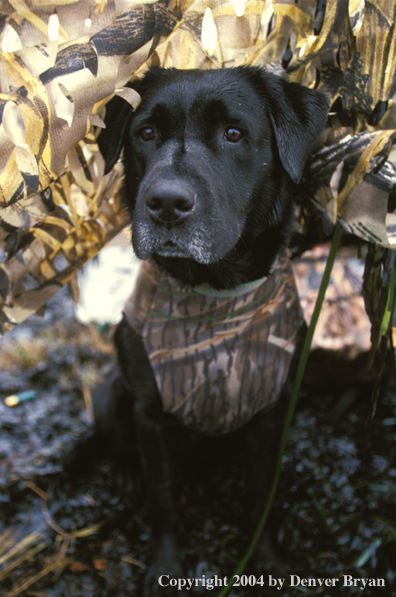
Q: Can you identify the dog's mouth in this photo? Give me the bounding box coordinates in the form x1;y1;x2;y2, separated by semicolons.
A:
153;240;189;259
132;214;237;266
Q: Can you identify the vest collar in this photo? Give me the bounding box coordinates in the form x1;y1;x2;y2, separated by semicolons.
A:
168;257;280;298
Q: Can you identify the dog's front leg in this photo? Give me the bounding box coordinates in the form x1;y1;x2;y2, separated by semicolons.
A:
243;401;289;577
115;317;185;596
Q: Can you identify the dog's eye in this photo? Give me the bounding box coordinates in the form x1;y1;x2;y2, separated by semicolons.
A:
224;127;241;143
140;127;155;141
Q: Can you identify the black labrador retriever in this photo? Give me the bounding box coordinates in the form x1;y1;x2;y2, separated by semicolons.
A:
82;67;328;595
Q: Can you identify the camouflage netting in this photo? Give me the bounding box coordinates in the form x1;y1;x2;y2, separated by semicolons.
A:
0;0;396;336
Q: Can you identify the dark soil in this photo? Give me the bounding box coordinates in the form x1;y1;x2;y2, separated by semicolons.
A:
0;286;395;596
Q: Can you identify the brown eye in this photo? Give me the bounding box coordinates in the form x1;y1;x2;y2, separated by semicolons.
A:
225;127;241;142
140;126;155;141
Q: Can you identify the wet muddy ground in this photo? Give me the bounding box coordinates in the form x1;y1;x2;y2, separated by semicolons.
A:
0;285;395;596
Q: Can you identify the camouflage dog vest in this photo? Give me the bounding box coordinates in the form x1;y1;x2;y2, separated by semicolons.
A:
123;255;303;435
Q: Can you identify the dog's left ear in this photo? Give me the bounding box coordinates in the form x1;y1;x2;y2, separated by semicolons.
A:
259;72;329;183
98;94;135;175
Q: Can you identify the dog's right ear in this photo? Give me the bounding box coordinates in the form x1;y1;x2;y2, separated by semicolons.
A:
249;68;329;184
98;94;135;175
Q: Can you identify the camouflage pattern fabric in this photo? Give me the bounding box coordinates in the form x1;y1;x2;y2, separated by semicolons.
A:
123;255;303;434
292;247;371;357
1;1;396;335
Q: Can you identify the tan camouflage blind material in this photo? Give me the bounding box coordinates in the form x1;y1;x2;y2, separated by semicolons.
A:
123;255;303;434
0;0;396;335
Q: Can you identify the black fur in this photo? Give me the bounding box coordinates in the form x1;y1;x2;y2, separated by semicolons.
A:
74;67;329;596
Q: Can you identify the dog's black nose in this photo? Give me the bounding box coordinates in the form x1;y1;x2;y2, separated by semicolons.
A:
145;181;196;225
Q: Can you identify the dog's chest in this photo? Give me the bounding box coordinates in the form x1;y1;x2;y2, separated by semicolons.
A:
124;257;303;435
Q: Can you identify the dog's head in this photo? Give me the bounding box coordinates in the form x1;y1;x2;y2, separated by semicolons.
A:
99;67;328;287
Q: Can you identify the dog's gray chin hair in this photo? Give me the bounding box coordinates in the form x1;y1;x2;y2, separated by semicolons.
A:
132;224;224;264
134;243;216;265
185;238;217;264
